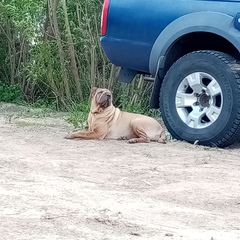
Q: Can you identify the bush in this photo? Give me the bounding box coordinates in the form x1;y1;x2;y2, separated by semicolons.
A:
0;83;22;103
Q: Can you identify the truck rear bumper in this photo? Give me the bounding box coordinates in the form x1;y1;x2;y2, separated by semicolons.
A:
100;36;151;74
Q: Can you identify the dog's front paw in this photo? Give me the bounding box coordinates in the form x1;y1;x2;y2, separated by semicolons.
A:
65;133;75;139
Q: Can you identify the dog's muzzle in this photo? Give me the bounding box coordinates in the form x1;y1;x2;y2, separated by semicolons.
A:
98;91;112;108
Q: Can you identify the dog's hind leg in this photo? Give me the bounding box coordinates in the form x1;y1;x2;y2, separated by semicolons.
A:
127;126;150;144
158;130;167;144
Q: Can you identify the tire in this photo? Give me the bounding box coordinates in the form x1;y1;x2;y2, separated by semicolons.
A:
159;50;240;147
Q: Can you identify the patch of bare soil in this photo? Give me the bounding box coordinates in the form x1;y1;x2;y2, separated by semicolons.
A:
0;103;240;240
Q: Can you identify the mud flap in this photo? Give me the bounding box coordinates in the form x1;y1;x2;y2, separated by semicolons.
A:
149;74;161;109
118;67;138;83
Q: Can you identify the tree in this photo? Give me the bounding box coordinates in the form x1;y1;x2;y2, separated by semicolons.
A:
62;0;83;101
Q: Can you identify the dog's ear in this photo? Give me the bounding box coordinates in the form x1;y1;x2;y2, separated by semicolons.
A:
91;87;98;98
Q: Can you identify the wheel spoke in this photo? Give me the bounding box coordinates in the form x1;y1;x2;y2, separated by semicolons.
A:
207;80;222;96
186;73;203;94
185;111;200;128
206;106;221;122
176;92;195;108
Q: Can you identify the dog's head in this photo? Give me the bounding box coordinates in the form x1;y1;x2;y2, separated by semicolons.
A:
90;87;113;113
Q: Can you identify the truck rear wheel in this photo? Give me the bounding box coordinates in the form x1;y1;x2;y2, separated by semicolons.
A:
160;50;240;147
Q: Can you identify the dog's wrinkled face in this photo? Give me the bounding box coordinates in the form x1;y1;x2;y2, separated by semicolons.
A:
91;87;112;109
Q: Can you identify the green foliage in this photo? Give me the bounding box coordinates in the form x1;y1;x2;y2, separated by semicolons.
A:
0;0;156;118
0;83;22;103
118;94;148;114
114;76;153;116
2;0;45;37
65;102;90;129
29;98;59;111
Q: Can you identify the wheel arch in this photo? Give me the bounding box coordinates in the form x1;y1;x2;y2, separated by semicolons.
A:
149;11;240;108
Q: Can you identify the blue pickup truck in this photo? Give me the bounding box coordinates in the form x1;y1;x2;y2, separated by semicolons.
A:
100;0;240;147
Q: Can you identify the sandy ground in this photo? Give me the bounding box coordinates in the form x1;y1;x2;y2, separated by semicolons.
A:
0;103;240;240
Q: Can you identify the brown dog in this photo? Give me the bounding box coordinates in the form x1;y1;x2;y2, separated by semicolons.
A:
65;87;166;143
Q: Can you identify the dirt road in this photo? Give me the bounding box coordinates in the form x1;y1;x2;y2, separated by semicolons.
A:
0;103;240;240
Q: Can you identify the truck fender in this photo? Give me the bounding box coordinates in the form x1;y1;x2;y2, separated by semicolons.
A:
149;11;240;75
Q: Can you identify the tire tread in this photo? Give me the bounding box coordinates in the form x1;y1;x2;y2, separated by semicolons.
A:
160;50;240;147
